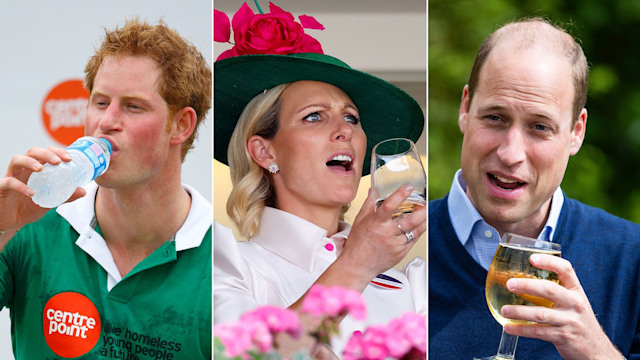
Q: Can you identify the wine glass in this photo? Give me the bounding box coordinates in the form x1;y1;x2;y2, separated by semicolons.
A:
370;138;426;218
475;233;561;360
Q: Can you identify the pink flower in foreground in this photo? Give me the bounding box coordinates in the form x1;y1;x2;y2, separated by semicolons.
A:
214;1;324;61
240;305;302;338
301;284;367;320
343;312;426;360
343;331;365;360
249;321;273;353
214;305;302;358
360;325;390;360
214;322;261;358
386;313;426;358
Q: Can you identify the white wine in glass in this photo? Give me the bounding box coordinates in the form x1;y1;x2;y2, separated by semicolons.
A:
371;138;426;219
486;244;561;325
475;233;561;360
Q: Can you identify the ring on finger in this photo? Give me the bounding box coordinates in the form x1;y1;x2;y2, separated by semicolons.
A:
404;230;415;243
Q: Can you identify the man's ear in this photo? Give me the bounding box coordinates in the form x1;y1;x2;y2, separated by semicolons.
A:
459;85;470;134
247;135;276;171
570;108;588;156
170;107;197;145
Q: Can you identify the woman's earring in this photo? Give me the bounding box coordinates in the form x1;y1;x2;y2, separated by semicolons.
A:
268;163;279;174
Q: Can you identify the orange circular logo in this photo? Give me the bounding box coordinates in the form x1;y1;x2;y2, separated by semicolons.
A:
43;292;101;358
41;79;89;146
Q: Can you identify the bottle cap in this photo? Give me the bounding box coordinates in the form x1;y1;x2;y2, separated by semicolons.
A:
97;138;113;154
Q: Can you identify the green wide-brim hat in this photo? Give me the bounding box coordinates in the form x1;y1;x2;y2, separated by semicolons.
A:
214;52;424;176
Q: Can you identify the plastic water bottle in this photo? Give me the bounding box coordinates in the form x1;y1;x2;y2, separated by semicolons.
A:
27;136;112;208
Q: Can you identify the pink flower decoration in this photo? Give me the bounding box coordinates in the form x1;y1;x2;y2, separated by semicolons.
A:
214;1;324;61
214;9;231;42
299;14;325;30
301;284;367;320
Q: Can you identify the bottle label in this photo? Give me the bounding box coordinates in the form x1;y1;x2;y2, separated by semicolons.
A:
67;139;107;180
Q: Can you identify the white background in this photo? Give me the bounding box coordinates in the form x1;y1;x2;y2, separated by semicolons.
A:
0;1;212;358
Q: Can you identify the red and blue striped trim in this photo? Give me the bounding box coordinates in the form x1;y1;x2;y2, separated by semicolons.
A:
370;274;403;290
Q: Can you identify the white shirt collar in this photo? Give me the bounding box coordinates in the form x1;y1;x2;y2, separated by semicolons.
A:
251;207;349;272
56;181;212;289
447;170;485;246
540;186;564;241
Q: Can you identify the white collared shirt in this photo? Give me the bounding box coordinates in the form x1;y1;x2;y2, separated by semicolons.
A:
214;207;426;356
57;181;212;290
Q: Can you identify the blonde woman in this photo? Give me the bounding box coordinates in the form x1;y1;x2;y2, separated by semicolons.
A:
214;50;426;356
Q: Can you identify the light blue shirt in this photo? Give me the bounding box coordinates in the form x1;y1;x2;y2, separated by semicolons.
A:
447;169;564;270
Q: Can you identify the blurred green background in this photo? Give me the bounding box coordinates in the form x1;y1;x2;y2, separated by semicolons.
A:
429;0;640;222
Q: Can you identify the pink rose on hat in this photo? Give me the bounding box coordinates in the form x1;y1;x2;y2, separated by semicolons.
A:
215;1;324;61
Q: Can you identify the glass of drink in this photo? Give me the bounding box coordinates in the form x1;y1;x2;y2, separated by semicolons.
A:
371;138;426;218
475;233;561;360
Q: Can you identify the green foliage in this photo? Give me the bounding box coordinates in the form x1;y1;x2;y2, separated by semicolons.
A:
429;0;640;222
214;337;236;360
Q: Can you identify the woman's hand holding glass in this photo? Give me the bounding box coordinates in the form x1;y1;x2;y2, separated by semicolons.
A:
336;187;427;285
337;181;427;286
332;137;427;286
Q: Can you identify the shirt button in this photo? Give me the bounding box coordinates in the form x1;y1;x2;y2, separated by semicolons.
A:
325;243;334;252
353;330;362;336
484;230;492;238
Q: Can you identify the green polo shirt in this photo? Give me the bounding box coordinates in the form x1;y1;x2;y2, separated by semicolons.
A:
0;183;212;359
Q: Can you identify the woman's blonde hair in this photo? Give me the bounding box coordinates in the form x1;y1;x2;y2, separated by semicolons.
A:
227;82;352;239
226;84;290;239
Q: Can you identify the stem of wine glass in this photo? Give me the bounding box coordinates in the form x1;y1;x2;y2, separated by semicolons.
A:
496;328;518;359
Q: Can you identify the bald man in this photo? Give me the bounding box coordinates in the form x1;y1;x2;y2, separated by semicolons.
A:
429;18;639;360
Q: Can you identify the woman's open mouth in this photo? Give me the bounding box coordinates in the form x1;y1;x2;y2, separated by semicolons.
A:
326;154;353;172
